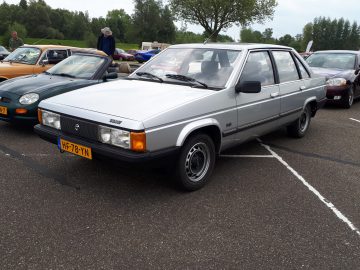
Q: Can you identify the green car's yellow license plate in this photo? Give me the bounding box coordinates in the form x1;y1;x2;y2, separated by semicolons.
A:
59;138;92;159
0;106;8;115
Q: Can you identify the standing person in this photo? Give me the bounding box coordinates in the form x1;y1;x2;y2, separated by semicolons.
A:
9;31;24;51
97;27;116;58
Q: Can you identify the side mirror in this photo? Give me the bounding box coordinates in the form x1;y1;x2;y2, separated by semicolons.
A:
41;59;49;67
355;69;360;75
235;81;261;93
103;72;118;81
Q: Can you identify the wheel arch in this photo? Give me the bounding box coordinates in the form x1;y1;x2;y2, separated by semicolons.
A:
304;97;318;117
176;119;222;154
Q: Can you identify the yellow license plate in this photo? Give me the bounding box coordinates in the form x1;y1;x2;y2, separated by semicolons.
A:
59;138;92;159
0;106;7;115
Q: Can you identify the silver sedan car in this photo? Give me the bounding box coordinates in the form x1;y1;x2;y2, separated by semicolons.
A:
35;43;326;191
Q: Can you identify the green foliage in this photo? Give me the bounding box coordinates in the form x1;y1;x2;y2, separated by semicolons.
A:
1;22;27;47
132;0;176;44
170;0;277;41
307;17;360;50
84;31;97;48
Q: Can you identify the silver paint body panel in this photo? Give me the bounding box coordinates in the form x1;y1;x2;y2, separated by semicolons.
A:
38;43;326;153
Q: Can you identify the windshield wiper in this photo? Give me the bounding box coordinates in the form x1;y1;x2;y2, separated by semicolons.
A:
165;74;208;89
53;73;76;78
136;72;163;83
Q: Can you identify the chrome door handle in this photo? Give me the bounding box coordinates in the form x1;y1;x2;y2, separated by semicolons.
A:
270;92;279;98
300;86;306;90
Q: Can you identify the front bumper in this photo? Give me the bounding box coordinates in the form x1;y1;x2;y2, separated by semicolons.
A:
0;102;38;124
34;124;180;163
326;85;349;101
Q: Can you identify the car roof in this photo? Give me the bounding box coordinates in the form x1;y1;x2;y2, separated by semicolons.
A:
313;50;360;55
169;43;292;50
19;45;107;56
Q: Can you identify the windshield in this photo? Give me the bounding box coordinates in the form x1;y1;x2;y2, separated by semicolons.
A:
306;53;356;70
0;46;8;53
131;48;241;89
46;54;106;79
117;49;125;53
4;47;41;65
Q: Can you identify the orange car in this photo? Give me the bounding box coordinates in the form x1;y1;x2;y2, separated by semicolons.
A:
0;45;107;81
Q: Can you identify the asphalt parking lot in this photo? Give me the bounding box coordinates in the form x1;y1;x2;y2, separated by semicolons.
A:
0;102;360;269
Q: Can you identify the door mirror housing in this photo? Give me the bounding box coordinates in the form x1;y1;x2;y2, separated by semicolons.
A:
355;68;360;75
103;72;118;81
41;59;49;67
235;81;261;93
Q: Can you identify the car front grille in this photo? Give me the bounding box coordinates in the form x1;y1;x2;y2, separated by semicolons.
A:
60;115;98;141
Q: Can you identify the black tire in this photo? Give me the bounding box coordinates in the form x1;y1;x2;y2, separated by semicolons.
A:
175;133;216;191
341;87;354;109
287;104;311;138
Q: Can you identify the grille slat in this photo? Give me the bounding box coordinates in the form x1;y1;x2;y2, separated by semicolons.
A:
60;116;98;141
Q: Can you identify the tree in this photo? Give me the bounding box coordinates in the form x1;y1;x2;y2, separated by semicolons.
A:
170;0;277;41
158;5;176;43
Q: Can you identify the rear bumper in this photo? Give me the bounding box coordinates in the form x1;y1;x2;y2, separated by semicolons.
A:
34;124;180;163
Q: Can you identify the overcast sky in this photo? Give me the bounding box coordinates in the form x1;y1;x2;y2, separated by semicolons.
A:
3;0;360;39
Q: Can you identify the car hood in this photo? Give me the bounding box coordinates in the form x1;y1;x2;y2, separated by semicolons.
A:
0;74;88;96
310;67;354;80
41;79;215;121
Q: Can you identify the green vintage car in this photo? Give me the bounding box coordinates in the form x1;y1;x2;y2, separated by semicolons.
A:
0;53;119;125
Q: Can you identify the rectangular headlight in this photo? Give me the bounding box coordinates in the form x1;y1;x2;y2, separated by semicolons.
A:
98;126;146;152
98;125;130;149
41;110;61;130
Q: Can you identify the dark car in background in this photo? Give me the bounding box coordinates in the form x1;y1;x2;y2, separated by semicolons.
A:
0;53;118;125
306;50;360;108
134;49;160;63
113;48;135;61
126;49;139;56
0;46;10;60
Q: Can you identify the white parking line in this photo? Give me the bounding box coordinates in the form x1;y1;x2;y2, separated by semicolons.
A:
260;142;360;237
349;118;360;124
220;154;275;158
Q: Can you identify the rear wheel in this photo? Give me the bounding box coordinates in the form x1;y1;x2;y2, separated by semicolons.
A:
175;133;216;191
287;104;311;138
341;87;354;109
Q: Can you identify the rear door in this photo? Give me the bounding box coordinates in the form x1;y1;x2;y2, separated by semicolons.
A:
271;50;307;116
235;50;280;132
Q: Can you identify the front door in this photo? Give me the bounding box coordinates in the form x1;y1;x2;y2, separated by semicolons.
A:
235;50;280;135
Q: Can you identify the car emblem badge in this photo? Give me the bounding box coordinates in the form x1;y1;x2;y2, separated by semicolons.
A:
75;124;80;131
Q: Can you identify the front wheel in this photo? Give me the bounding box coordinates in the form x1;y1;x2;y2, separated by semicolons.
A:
175;134;216;191
341;87;354;109
287;105;311;138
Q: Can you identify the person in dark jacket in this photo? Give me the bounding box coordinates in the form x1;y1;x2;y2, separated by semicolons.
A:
97;27;116;58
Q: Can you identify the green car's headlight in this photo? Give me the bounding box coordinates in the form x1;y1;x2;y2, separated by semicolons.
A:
41;110;61;130
19;93;39;105
326;78;347;87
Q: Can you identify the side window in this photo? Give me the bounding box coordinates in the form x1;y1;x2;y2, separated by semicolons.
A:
40;49;68;64
294;56;310;79
240;51;275;86
272;51;300;83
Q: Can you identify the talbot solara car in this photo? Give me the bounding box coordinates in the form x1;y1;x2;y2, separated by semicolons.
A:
0;53;118;125
35;43;326;191
306;50;360;108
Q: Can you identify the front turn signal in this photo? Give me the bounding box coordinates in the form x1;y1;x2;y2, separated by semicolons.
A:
130;132;146;152
37;109;42;124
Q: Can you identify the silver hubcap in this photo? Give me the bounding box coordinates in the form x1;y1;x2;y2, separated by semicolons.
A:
185;142;210;182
